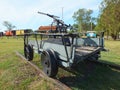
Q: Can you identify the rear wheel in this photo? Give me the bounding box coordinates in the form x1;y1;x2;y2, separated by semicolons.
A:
41;50;58;77
87;52;100;61
93;52;100;61
24;44;34;61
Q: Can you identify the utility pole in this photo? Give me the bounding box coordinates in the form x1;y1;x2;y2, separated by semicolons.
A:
61;7;64;20
91;17;92;31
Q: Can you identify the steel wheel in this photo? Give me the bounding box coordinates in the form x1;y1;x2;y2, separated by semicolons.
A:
41;50;58;77
24;44;33;61
87;53;100;61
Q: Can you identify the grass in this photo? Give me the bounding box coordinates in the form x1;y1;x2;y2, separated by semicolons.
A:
0;37;59;90
100;40;120;65
0;37;120;90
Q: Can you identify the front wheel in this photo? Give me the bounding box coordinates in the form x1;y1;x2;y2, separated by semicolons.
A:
24;44;34;61
41;50;58;77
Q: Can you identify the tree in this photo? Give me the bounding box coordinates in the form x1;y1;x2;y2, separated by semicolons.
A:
3;21;16;30
95;0;120;40
72;8;96;33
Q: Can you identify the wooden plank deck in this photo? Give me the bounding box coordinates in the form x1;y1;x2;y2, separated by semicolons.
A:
75;46;101;56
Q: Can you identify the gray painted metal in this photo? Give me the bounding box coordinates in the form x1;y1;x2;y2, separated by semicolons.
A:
27;34;104;68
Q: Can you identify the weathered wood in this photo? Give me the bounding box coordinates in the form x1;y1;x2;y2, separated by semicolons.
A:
75;47;101;56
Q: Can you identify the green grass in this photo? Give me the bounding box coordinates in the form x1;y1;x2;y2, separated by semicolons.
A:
0;37;120;90
0;37;58;90
100;40;120;65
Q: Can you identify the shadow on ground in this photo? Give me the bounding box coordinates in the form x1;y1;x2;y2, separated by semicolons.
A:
58;60;120;90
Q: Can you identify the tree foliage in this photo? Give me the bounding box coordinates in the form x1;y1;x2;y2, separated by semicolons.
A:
72;8;96;32
95;0;120;40
3;21;16;30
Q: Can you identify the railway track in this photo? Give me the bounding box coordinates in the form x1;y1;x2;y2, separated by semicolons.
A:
89;60;120;70
15;51;71;90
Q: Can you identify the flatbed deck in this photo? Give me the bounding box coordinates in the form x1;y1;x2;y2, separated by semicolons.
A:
74;46;101;62
76;46;101;55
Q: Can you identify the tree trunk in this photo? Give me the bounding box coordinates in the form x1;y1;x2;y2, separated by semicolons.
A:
106;31;109;40
111;33;117;40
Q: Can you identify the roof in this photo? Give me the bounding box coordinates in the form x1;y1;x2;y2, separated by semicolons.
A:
38;26;56;31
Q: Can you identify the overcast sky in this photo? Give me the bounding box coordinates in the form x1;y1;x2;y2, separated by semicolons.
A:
0;0;102;32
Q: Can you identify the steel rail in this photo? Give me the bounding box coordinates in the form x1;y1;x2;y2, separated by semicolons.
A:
89;60;120;70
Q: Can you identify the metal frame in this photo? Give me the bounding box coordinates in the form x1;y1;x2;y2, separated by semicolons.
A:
24;32;104;68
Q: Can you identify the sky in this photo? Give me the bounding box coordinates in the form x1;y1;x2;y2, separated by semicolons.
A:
0;0;102;32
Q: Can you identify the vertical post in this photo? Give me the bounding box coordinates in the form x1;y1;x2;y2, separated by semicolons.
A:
91;17;92;31
61;35;69;62
62;7;64;20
